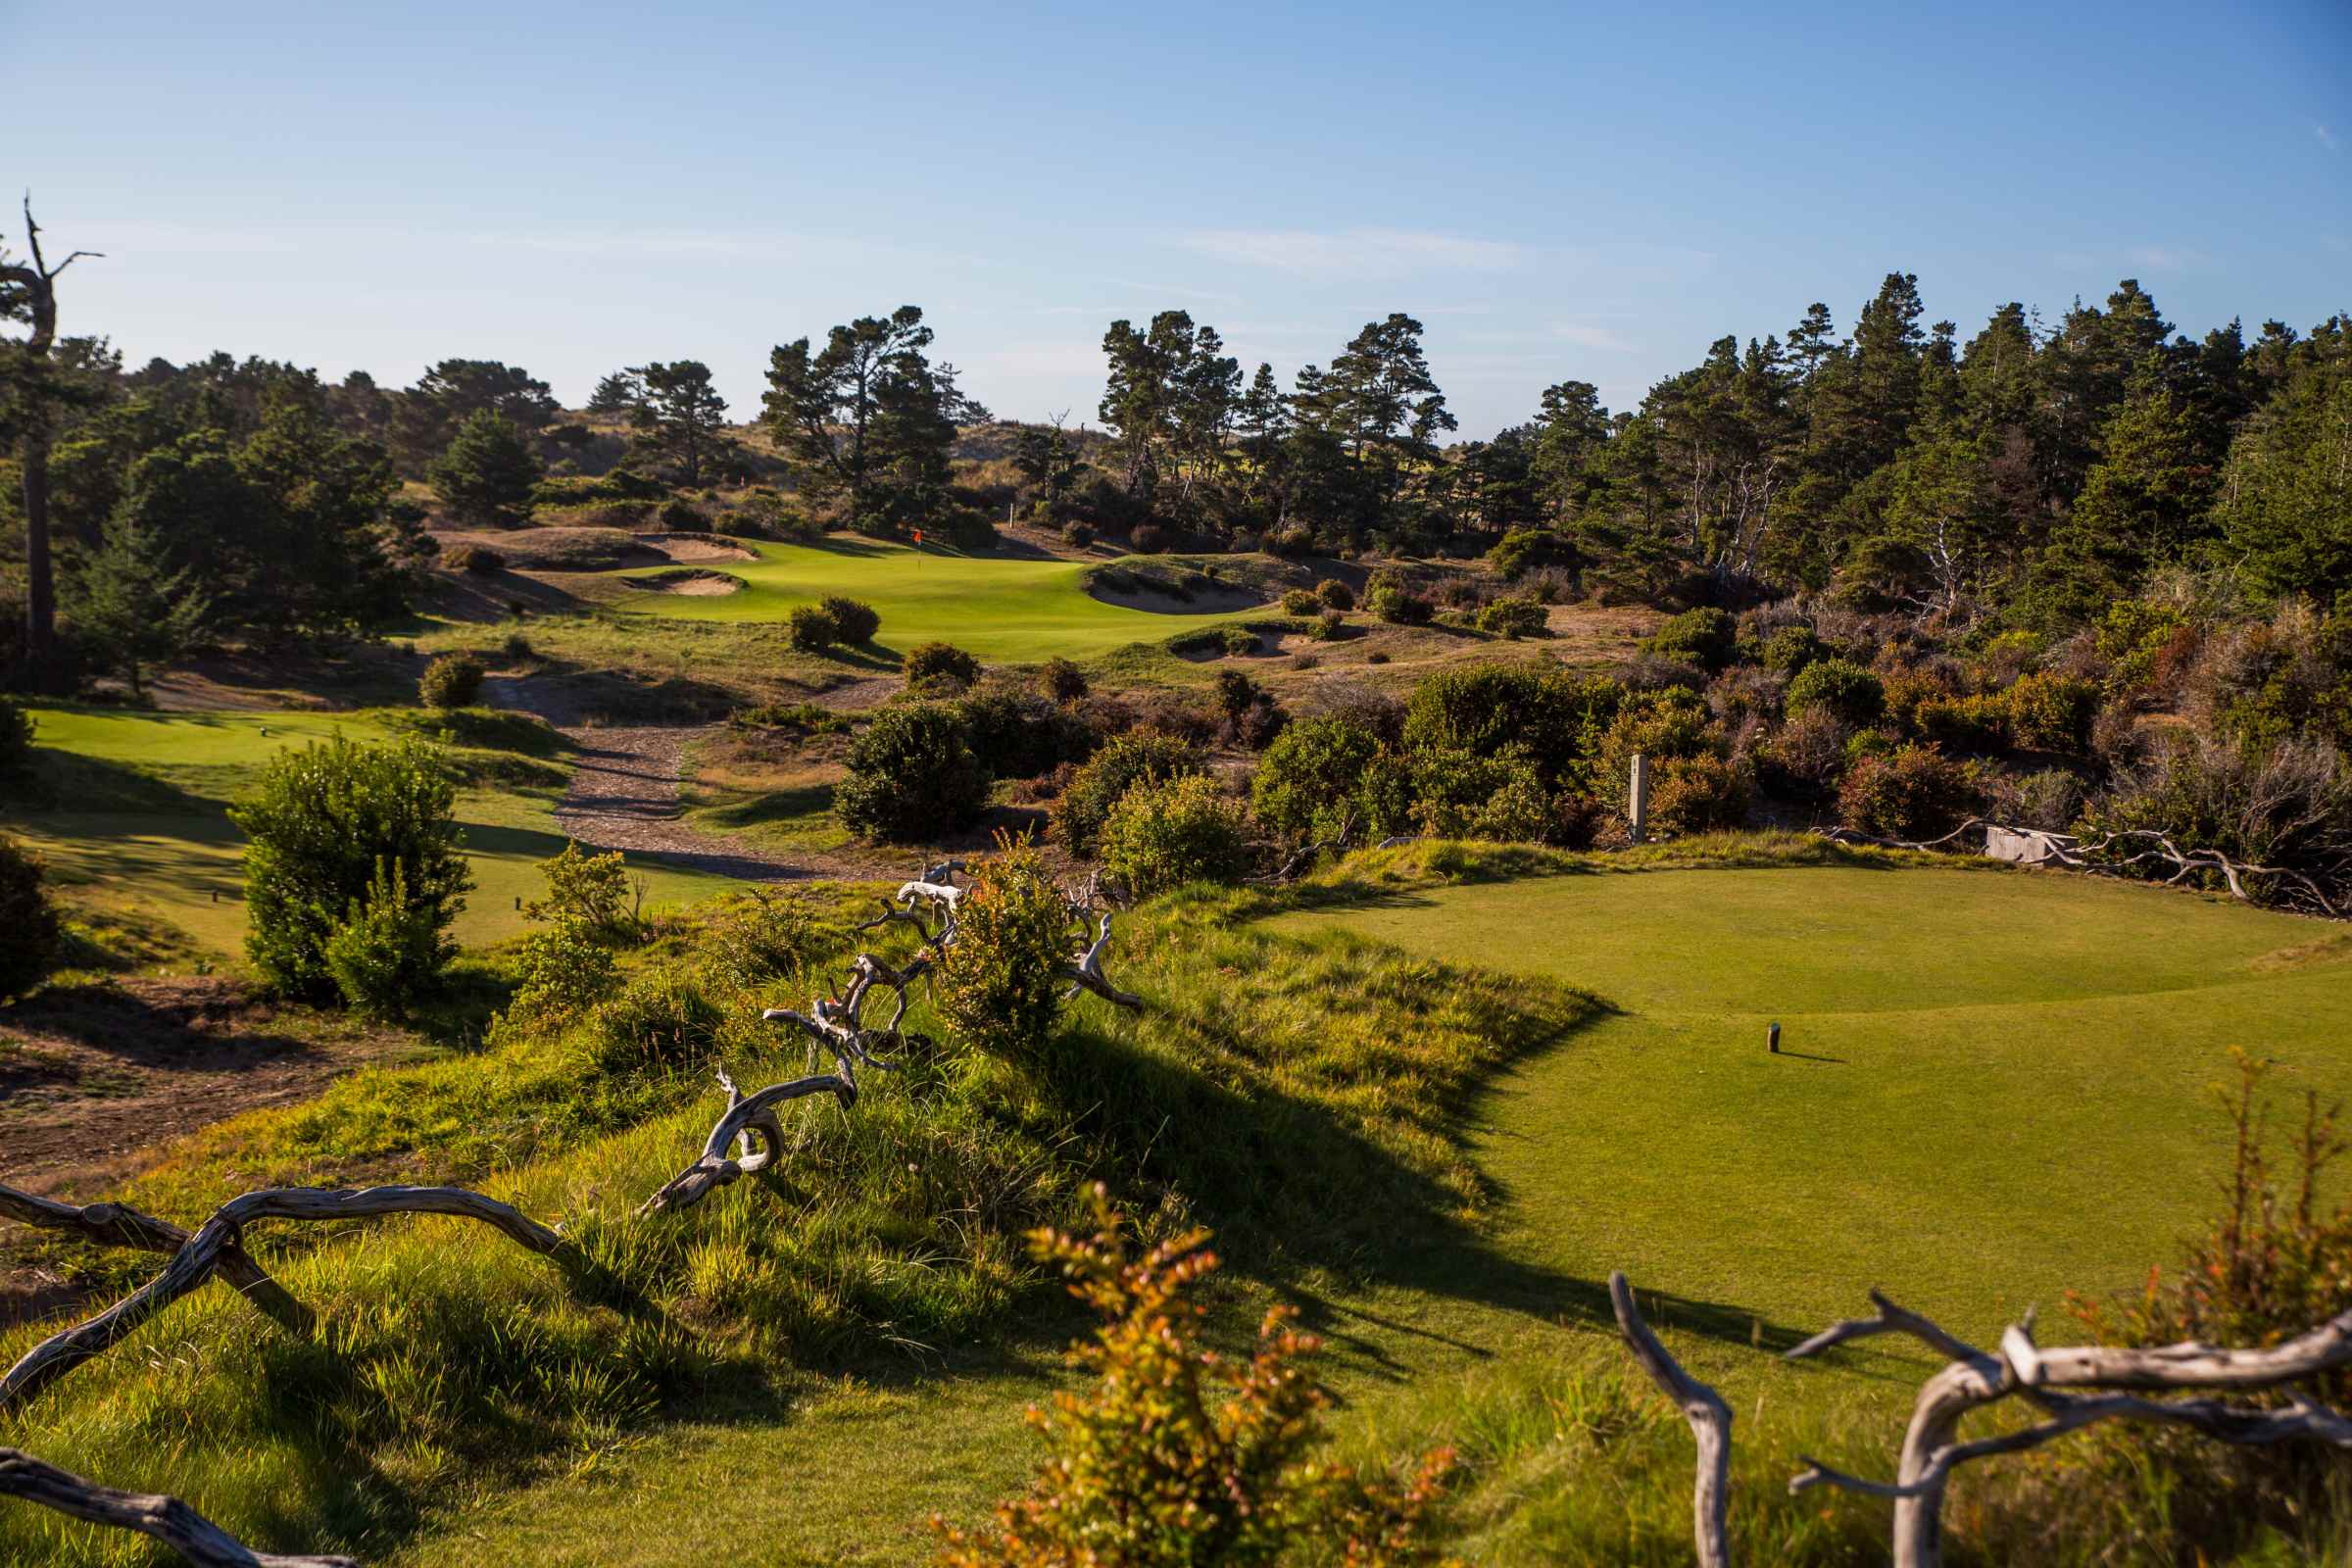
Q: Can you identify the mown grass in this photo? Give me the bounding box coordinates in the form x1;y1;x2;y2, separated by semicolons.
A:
0;872;1589;1566
7;840;2348;1565
0;707;739;959
609;537;1261;661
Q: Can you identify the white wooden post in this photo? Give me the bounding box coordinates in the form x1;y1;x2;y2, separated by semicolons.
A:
1629;751;1650;844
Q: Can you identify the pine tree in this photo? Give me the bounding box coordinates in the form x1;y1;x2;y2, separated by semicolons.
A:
427;409;542;527
67;507;211;696
629;361;731;486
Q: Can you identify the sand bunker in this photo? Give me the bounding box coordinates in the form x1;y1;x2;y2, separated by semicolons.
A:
640;532;757;564
1086;570;1266;615
630;568;746;597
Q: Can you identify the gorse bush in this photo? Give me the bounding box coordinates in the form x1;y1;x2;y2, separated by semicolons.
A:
1053;730;1200;854
835;703;991;842
1365;569;1433;626
956;689;1096;777
1412;749;1559;843
788;604;839;653
1476;597;1546;639
320;858;453;1021
936;1195;1456;1568
906;641;984;691
1039;657;1089;704
1314;577;1355;611
1251;716;1414;844
819;595;881;644
507;922;621;1026
2007;669;2100;752
932;839;1070;1063
418;653;486;710
232;737;470;1003
1281;588;1321;616
0;834;61;1001
1760;623;1825;674
1786;657;1886;727
1643;606;1736;670
1099;773;1253;897
1838;742;1980;840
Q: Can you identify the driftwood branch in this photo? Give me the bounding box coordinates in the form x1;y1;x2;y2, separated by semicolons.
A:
1609;1273;1731;1568
1061;911;1143;1009
639;1067;854;1215
1;1187;569;1415
0;1184;312;1339
0;1447;354;1567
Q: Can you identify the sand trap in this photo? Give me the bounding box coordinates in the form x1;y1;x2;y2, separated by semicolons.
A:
640;532;757;564
1087;572;1267;614
630;568;746;596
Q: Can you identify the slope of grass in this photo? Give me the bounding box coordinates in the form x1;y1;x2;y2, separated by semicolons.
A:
610;537;1259;661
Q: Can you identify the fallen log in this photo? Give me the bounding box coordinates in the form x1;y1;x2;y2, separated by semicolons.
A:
1;1186;570;1416
0;1184;312;1339
0;1446;356;1567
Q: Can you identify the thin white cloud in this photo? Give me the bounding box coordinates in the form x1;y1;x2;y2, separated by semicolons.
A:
2124;244;2203;272
1553;324;1638;352
2317;122;2339;152
1178;226;1531;278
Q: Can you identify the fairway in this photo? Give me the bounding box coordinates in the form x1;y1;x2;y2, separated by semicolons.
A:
612;537;1256;660
1271;863;2352;1341
4;709;743;956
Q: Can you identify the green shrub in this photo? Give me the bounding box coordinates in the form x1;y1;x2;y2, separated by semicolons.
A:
1039;657;1089;703
583;970;726;1072
1643;606;1737;670
936;1201;1453;1568
1052;730;1200;854
729;701;853;736
0;697;35;773
321;858;452;1021
1915;693;2010;753
501;631;534;662
931;841;1069;1062
834;703;990;842
1221;625;1259;656
1310;609;1347;642
1647;754;1753;834
508;922;621;1025
1760;623;1824;674
418;653;486;709
0;835;61;1000
2007;669;2099;752
1476;597;1547;639
522;840;630;933
1786;657;1886;727
819;595;880;644
956;690;1094;776
1411;748;1560;842
441;544;507;574
1315;578;1356;611
788;604;839;653
1099;773;1253;897
906;641;983;692
231;737;469;1003
1402;665;1614;788
1250;716;1414;844
1365;569;1434;626
658;497;708;530
1280;587;1320;616
1838;742;1980;839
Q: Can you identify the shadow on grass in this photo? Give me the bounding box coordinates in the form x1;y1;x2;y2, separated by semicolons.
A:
9;749;226;816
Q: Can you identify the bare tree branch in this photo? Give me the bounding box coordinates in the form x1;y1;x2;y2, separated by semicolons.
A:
0;1447;356;1567
1610;1273;1732;1568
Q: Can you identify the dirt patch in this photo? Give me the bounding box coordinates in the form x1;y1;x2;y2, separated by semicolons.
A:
430;526;666;572
0;978;419;1202
640;532;757;564
628;568;745;597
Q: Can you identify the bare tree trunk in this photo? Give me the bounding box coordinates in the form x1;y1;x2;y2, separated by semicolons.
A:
1;200;95;684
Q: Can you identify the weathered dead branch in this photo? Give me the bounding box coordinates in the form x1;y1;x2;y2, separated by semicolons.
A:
1609;1272;1731;1568
1820;817;2340;916
0;1186;569;1416
638;1063;855;1215
1607;1272;2352;1568
0;1446;354;1567
1061;910;1143;1009
0;1184;312;1339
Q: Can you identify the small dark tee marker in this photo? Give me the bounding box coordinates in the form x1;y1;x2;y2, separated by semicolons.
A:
1768;1021;1781;1054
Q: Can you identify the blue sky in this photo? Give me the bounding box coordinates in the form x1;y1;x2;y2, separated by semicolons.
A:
5;0;2346;436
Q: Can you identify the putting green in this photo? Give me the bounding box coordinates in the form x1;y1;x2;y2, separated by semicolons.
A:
1271;863;2352;1340
612;537;1255;661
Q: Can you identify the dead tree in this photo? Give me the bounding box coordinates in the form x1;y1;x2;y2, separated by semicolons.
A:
1610;1273;2352;1568
0;1184;312;1339
0;1447;355;1567
0;198;101;676
0;1185;570;1416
